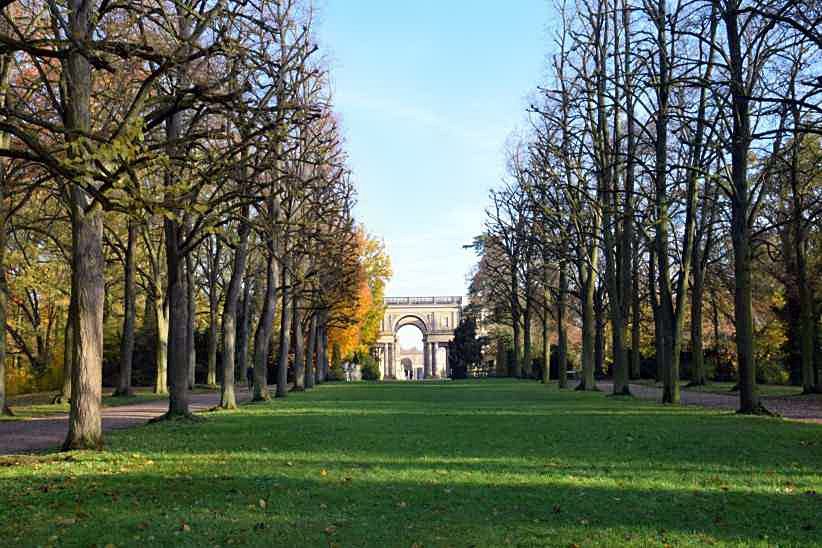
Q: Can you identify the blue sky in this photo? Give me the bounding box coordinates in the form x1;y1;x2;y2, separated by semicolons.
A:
316;1;553;298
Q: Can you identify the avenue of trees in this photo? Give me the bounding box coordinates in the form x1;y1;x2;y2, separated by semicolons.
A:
471;0;822;413
0;0;390;449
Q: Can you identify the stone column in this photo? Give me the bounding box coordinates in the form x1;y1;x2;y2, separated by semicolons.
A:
431;343;438;378
444;343;450;378
382;343;388;379
392;337;398;378
391;342;397;378
423;339;431;379
387;343;394;379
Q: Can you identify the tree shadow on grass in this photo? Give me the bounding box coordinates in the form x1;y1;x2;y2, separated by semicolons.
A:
1;468;820;547
2;380;820;546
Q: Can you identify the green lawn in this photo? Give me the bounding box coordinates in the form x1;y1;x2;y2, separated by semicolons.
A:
2;387;217;420
1;380;820;547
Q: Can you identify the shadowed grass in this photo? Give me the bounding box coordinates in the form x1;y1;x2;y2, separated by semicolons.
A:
1;379;820;547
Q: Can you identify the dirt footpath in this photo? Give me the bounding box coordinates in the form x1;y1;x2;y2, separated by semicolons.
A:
598;381;822;424
0;388;253;455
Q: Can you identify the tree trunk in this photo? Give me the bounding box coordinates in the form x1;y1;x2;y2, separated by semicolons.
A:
690;265;707;386
510;263;521;378
681;9;717;390
163;217;190;417
252;252;277;401
722;1;760;414
62;0;105;451
624;0;640;383
630;241;641;380
291;292;305;391
595;289;605;380
541;286;550;385
276;260;292;397
557;261;568;389
206;238;221;387
236;278;251;384
154;295;169;395
318;309;329;383
794;188;816;394
511;314;521;377
305;313;317;389
0;186;8;415
207;305;218;386
653;0;681;405
0;12;10;416
54;287;76;404
523;290;532;378
220;219;250;409
64;188;104;450
649;245;662;382
813;313;821;392
114;220;136;397
186;253;196;388
577;258;597;390
315;321;325;384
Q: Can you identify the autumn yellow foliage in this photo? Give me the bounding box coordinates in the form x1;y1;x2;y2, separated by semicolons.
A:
327;227;391;360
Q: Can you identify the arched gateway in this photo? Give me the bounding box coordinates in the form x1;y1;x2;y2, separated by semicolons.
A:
372;296;462;379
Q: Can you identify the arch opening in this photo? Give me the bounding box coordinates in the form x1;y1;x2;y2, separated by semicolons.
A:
396;324;424;380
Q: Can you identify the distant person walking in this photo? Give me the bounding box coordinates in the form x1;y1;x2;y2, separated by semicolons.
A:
246;367;254;391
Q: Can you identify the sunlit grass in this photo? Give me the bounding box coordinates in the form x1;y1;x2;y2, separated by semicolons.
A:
1;380;820;547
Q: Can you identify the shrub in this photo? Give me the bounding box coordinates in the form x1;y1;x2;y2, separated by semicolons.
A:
327;365;345;382
360;355;381;380
757;359;790;385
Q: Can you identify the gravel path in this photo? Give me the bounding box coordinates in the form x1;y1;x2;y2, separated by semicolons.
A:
598;381;822;423
0;387;255;455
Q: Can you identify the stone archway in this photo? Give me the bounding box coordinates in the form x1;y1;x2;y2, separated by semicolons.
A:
373;296;462;380
393;314;428;337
